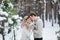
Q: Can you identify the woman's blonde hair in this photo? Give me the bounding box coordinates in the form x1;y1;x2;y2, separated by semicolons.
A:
21;16;30;30
21;16;28;27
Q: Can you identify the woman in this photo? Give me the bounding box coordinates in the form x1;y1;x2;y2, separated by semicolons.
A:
21;16;34;40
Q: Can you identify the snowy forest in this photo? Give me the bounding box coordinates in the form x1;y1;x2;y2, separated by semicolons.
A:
0;0;60;40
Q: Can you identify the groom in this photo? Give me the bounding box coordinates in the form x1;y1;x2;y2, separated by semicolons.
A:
28;12;43;40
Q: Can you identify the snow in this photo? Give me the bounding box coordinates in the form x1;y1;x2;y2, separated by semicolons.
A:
0;11;8;17
8;2;14;8
54;0;57;3
0;0;59;40
0;17;6;21
57;33;60;37
0;20;60;40
4;22;9;27
33;0;36;1
59;10;60;14
0;5;59;40
8;18;13;24
19;17;23;20
0;34;2;40
0;8;2;11
12;15;19;19
43;27;57;40
43;21;59;40
43;20;60;40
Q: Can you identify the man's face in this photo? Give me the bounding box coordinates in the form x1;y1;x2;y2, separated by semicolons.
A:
30;16;34;21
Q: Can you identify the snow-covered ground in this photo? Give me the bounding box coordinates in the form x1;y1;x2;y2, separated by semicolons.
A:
0;21;60;40
43;21;60;40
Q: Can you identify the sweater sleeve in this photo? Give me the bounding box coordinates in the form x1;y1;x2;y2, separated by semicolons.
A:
34;19;43;34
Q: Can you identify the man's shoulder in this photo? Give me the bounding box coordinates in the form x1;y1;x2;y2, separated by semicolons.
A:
36;17;42;22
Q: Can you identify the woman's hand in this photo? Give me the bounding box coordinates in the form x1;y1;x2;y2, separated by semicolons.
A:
24;22;30;31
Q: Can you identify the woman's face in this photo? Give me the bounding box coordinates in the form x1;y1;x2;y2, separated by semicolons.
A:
26;18;31;24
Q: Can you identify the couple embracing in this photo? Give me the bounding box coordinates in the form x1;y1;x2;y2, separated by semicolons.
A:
21;12;43;40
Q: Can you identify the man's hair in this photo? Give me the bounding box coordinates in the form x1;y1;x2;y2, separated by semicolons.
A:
26;12;37;20
29;13;37;16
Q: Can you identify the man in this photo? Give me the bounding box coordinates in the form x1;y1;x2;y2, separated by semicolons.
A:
29;12;43;40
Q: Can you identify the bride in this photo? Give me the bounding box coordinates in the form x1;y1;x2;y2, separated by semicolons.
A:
21;16;34;40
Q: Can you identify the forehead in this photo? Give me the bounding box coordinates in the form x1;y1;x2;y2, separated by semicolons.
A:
30;15;34;17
